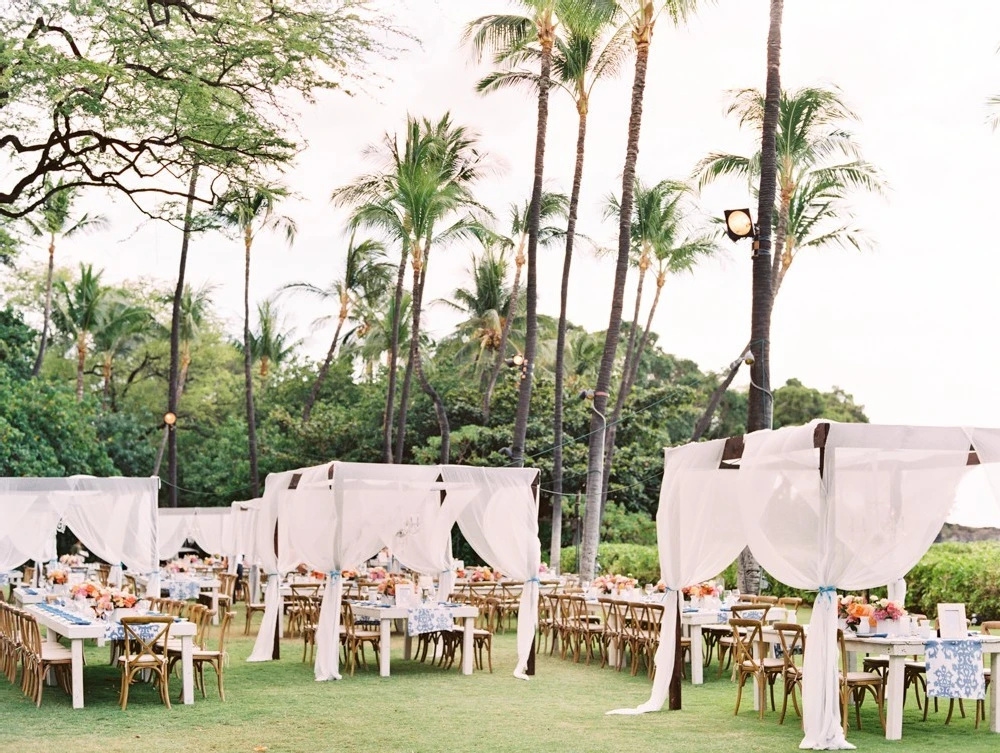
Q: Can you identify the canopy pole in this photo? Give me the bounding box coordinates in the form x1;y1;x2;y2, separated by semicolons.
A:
668;606;682;709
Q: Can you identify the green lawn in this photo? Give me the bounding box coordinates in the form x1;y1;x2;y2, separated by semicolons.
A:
0;602;996;753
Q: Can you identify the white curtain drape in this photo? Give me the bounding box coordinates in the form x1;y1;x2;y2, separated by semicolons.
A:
0;492;62;572
0;477;158;575
447;465;541;680
190;508;232;555
609;439;746;714
157;510;194;560
227;500;260;574
248;473;290;662
739;422;974;749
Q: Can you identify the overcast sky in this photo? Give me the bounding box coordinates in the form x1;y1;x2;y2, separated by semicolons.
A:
33;0;1000;429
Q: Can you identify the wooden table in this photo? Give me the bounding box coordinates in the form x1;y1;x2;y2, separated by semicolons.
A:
351;603;479;677
27;605;197;709
760;627;1000;740
138;575;222;625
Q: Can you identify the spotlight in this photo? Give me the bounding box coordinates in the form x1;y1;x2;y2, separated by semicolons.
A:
505;353;526;369
578;389;595;401
723;208;755;242
164;412;177;427
743;351;755;366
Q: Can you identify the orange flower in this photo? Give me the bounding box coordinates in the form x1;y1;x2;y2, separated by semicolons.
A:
847;602;873;619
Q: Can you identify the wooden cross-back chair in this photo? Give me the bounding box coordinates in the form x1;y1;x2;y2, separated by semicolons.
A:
118;616;173;710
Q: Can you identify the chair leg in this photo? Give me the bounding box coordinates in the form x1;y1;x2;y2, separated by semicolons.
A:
734;674;745;716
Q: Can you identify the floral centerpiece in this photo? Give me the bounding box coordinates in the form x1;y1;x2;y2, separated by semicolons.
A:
167;560;189;574
367;567;388;582
204;556;221;566
71;581;104;600
340;568;358;580
539;562;550;575
593;574;638;594
469;566;498;582
455;568;467;579
873;598;906;630
47;568;69;586
845;600;874;630
682;580;720;599
59;554;84;567
109;589;137;609
655;580;667;593
377;574;410;597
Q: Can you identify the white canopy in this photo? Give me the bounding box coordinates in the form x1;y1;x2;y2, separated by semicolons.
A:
0;477;160;595
612;422;1000;751
158;506;234;560
246;461;541;681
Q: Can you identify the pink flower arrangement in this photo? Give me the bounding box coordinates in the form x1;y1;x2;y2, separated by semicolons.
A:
109;590;137;609
367;567;388;582
655;580;667;593
683;580;720;599
167;560;189;574
593;574;638;594
469;566;498;583
71;582;104;600
340;569;358;580
47;569;69;585
377;574;411;597
455;568;467;579
59;554;84;567
873;599;906;622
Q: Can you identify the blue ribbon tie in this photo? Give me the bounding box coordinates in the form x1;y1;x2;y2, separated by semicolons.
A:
526;576;540;584
328;571;341;581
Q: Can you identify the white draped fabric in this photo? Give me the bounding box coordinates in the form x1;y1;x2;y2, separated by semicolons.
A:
445;465;541;680
609;439;746;714
157;507;234;560
739;423;975;750
0;478;158;584
158;510;192;560
227;500;260;574
246;462;541;681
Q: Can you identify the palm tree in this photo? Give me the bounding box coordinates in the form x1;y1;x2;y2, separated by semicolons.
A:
598;178;720;518
284;233;390;420
155;282;215;477
694;85;884;302
52;263;108;401
439;246;517;382
466;0;560;467
212;185;296;498
343;289;412;381
91;298;154;409
24;177;108;377
240;299;300;385
336;114;487;464
480;193;568;419
580;0;699;581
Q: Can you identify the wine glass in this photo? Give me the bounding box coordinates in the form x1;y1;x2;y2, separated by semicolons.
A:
643;583;654;601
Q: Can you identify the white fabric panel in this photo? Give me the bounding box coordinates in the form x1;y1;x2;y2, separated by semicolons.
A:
0;477;158;577
157;510;194;560
0;493;61;571
248;471;290;662
190;508;232;555
971;428;1000;519
449;465;541;680
610;439;746;714
739;422;974;750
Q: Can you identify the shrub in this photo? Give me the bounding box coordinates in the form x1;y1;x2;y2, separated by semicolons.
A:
905;542;1000;622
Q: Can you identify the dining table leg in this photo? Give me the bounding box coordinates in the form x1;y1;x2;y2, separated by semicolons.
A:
885;654;905;740
70;638;84;709
690;625;704;685
181;635;194;705
378;618;391;677
44;625;59;687
462;616;474;675
403;632;413;661
990;652;999;732
210;589;220;625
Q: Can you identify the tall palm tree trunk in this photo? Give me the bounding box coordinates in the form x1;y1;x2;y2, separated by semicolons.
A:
102;356;112;408
598;253;649;519
75;333;86;401
382;251;408;463
481;241;524;421
510;27;554;466
394;244;423;464
580;23;652;581
770;188;791;294
302;302;348;421
551;101;590;569
414;252;450;463
243;230;260;499
32;237;56;378
167;163;200;506
740;0;783;594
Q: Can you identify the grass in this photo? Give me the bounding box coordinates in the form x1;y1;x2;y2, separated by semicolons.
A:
1;601;997;753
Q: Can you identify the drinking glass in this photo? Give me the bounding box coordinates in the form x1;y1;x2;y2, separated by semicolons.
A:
643;583;654;601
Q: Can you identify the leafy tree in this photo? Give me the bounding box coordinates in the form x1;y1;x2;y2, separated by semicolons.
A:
0;307;36;379
52;263;108;401
212;184;296;498
580;0;699;581
0;1;396;218
24;177;108;376
772;378;868;428
284;234;391;420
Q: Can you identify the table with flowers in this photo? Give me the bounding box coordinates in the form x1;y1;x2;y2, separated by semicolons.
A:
350;600;479;677
25;601;197;709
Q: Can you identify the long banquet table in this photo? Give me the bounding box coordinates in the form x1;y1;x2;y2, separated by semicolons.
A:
26;604;198;709
759;627;1000;740
351;602;479;677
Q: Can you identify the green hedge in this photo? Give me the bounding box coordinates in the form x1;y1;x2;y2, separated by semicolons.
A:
906;542;1000;621
560;544;661;584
